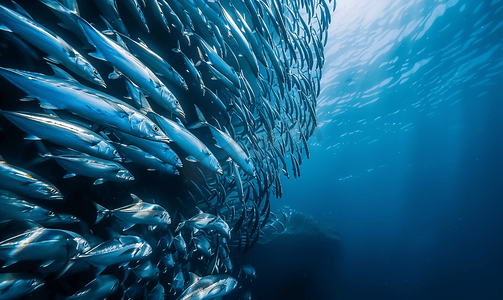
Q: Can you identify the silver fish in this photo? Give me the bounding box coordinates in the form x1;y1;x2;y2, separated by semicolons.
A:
94;193;171;230
0;156;63;202
73;235;152;274
112;142;179;175
177;273;237;300
61;275;119;300
0;110;121;161
154;113;222;174
40;152;134;185
0;273;44;300
0;65;169;142
176;210;231;240
0;3;105;86
0;190;79;227
193;106;255;177
77;17;185;118
0;223;89;267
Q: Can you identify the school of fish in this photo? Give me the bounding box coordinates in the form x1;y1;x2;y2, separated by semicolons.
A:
0;0;333;298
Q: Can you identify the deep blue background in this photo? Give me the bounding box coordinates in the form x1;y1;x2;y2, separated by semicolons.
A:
275;0;503;299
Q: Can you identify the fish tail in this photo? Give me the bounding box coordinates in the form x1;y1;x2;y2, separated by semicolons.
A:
187;105;208;130
175;214;186;233
93;202;110;224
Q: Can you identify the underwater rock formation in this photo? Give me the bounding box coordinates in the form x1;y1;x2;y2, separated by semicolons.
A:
0;0;333;298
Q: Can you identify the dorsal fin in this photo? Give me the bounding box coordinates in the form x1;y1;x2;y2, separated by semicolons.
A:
115;33;128;51
48;63;78;82
12;1;34;20
187;272;201;285
100;16;116;36
130;193;143;203
175;117;185;128
172;40;181;53
136;37;147;48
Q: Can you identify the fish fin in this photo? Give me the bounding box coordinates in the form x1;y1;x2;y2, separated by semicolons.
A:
24;134;41;141
99;15;116;35
115;33;129;51
187;272;201;285
93;178;106;185
54;261;74;279
0;24;12;32
175;220;185;233
195;206;203;214
130;193;143;203
95;264;107;275
185;156;198;163
187;105;208;129
145;154;156;159
116;218;135;231
175;117;186;128
108;68;122;80
40;259;57;268
125;80;153;113
88;51;106;61
93;202;110;224
172;40;181;53
42;109;59;118
100;29;112;36
44;56;62;64
148;225;157;231
57;22;69;30
194;105;208;124
40;101;60;110
12;1;34;20
136;37;147;47
63;173;77;178
19;96;37;102
48;63;79;82
2;259;16;268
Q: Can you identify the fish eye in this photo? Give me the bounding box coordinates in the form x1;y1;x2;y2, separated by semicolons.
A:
93;69;98;75
30;280;37;285
153;125;159;132
50;188;58;194
48;211;55;217
113;150;118;155
175;100;179;105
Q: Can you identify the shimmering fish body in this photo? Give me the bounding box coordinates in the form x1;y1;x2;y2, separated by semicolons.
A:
0;3;105;86
0;159;62;202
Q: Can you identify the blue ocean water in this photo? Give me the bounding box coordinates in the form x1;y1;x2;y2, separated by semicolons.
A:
0;0;500;299
277;0;503;299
